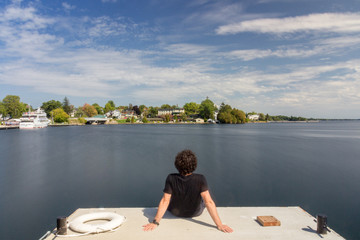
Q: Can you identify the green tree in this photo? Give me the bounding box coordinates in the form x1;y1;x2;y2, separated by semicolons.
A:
161;104;171;109
92;103;104;115
74;107;86;117
139;105;146;114
148;106;158;118
217;103;232;123
219;103;232;113
180;113;187;122
259;113;265;121
108;100;115;108
247;111;257;116
2;95;27;118
104;100;115;113
199;98;216;120
133;105;141;115
231;108;246;124
142;116;148;123
62;97;72;114
41;100;62;117
82;103;98;117
0;102;6;119
164;114;170;123
183;102;200;116
217;103;246;124
218;112;232;123
51;108;69;123
78;117;87;124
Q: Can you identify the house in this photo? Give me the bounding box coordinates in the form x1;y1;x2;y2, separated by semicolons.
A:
248;114;260;121
105;109;122;119
123;110;136;119
195;118;204;123
158;108;185;116
112;110;121;118
70;110;76;118
158;109;172;116
146;118;163;123
105;110;121;118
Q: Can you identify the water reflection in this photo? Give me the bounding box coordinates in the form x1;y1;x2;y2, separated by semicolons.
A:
1;122;360;239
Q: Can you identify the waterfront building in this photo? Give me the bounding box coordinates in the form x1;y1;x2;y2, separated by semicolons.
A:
248;114;260;121
122;110;136;119
158;108;185;116
195;118;204;123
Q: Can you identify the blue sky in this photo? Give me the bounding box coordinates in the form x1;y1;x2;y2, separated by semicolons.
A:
1;0;360;118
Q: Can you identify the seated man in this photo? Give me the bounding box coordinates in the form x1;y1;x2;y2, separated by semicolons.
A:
143;149;233;233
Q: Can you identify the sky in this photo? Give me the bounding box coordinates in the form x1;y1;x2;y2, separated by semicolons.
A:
1;0;360;118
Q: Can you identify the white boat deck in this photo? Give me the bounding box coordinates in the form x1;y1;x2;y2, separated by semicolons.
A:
43;207;345;240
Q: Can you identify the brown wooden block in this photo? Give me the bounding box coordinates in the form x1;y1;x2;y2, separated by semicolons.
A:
257;216;281;226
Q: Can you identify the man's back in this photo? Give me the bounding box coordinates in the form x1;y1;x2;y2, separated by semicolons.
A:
163;173;208;217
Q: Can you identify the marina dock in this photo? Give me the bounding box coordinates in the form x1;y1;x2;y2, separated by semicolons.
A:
42;207;344;240
0;125;19;130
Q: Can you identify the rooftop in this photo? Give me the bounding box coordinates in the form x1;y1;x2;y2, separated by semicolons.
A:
43;207;344;240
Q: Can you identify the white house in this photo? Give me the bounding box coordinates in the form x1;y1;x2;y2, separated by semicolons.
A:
248;114;260;121
112;110;121;118
70;109;76;118
105;110;121;118
158;108;185;116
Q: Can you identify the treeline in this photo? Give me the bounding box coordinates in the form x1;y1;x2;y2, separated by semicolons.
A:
1;94;307;124
267;115;307;121
246;112;307;122
0;95;30;118
217;103;246;124
0;95;226;123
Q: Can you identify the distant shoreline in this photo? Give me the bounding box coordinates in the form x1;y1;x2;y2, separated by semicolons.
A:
2;119;360;130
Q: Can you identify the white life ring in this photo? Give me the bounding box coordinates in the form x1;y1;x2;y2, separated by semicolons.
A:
69;212;125;233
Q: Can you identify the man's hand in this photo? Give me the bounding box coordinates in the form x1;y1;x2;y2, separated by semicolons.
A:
142;223;158;231
217;224;233;233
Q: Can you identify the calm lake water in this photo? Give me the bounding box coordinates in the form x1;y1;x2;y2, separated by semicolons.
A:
1;121;360;240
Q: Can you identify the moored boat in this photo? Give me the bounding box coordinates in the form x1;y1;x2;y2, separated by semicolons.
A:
19;108;50;129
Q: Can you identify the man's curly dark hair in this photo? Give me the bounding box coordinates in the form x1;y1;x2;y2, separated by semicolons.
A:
175;149;197;175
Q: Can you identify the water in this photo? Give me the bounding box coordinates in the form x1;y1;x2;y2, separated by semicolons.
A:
1;122;360;240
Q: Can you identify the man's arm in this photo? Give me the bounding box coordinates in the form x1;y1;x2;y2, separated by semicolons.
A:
142;193;171;231
200;190;233;233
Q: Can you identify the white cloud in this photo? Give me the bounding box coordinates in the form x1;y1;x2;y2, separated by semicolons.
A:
88;16;127;37
185;2;244;25
228;46;324;61
216;12;360;35
1;4;53;29
1;2;360;118
227;33;360;61
62;2;76;11
163;43;216;56
317;35;360;47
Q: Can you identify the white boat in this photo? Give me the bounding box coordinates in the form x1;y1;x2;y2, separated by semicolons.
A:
19;108;50;129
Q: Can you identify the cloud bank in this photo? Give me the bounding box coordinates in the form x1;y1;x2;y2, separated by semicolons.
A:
216;13;360;35
1;1;360;118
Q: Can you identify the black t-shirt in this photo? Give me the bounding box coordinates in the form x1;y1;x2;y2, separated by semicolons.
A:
163;173;209;217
